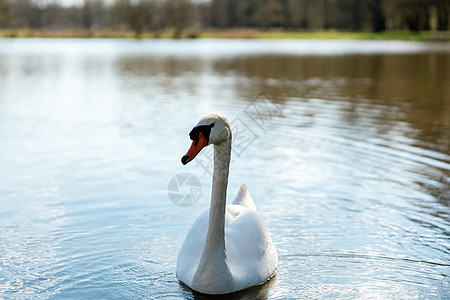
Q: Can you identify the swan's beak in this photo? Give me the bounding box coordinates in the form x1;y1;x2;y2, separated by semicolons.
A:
181;132;208;165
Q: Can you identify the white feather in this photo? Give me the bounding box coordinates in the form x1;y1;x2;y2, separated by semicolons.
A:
177;114;277;294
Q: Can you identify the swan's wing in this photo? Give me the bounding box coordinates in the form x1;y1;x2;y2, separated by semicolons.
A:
225;208;278;290
232;184;256;210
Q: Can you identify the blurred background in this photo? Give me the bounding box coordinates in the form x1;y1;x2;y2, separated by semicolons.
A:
0;1;449;299
0;0;449;38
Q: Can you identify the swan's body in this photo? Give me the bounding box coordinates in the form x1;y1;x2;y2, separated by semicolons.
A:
177;114;277;295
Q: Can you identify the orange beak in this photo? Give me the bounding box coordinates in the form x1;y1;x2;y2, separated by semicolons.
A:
181;132;208;165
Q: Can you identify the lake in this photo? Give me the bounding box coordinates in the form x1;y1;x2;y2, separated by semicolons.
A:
0;39;449;299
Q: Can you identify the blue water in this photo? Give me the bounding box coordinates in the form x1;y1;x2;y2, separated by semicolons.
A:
0;39;449;299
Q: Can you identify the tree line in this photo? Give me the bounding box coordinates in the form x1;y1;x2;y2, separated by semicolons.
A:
0;0;449;37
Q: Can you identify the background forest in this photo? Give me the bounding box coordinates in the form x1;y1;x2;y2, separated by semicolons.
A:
0;0;449;37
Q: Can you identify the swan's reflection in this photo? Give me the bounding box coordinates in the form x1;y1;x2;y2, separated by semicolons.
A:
180;274;277;300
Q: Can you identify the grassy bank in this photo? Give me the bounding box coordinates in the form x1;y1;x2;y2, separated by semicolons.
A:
258;30;450;41
1;28;449;41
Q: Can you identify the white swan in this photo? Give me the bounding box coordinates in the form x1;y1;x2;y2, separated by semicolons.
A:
177;114;278;295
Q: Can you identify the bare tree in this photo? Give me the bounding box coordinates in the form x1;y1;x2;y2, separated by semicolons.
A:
369;0;385;32
165;0;196;38
82;0;107;30
0;0;9;28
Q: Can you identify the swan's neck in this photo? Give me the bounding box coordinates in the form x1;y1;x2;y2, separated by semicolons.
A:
208;137;231;255
192;137;234;292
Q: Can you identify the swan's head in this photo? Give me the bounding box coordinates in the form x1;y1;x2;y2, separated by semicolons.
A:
181;114;231;165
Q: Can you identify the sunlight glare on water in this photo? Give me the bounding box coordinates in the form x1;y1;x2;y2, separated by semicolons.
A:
0;39;449;299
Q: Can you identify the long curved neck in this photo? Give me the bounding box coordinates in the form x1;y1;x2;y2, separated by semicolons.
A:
208;137;232;255
192;137;234;292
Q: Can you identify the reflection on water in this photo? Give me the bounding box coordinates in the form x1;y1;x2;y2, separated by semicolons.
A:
183;275;277;300
214;54;450;151
0;39;449;299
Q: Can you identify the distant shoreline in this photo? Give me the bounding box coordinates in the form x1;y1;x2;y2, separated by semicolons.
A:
1;29;449;41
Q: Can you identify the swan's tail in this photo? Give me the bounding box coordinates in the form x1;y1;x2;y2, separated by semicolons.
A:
232;184;256;210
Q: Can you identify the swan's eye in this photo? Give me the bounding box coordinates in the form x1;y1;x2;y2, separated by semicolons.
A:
189;124;213;144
